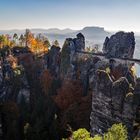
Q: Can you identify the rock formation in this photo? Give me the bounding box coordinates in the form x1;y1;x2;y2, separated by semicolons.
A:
103;31;135;58
133;78;140;138
45;45;61;77
1;30;139;140
74;33;85;51
90;31;139;139
60;33;85;78
90;69;136;139
42;31;139;139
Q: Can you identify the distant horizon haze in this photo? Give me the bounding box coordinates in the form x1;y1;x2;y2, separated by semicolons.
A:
0;0;139;32
0;27;140;34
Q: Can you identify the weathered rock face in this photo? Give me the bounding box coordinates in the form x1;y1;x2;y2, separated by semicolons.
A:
47;45;61;76
60;33;85;78
90;69;136;139
111;77;130;118
90;70;113;134
74;33;85;51
90;62;139;137
133;78;140;138
90;31;138;139
103;32;135;58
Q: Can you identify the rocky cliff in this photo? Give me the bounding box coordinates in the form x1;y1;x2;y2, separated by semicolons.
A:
90;32;140;139
60;33;85;79
57;31;139;139
103;31;135;58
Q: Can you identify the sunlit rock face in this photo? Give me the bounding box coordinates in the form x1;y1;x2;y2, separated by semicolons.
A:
103;31;135;58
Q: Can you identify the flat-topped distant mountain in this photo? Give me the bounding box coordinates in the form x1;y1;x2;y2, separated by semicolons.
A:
78;26;110;38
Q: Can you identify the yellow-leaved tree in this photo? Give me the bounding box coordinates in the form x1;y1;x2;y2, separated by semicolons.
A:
63;123;128;140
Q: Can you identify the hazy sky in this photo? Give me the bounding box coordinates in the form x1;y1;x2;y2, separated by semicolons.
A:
0;0;139;32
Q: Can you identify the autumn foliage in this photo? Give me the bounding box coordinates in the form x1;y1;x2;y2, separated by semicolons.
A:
54;79;83;111
29;37;48;54
40;70;54;95
24;30;49;54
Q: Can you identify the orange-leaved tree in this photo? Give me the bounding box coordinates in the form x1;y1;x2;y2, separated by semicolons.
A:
54;79;83;111
40;70;54;96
